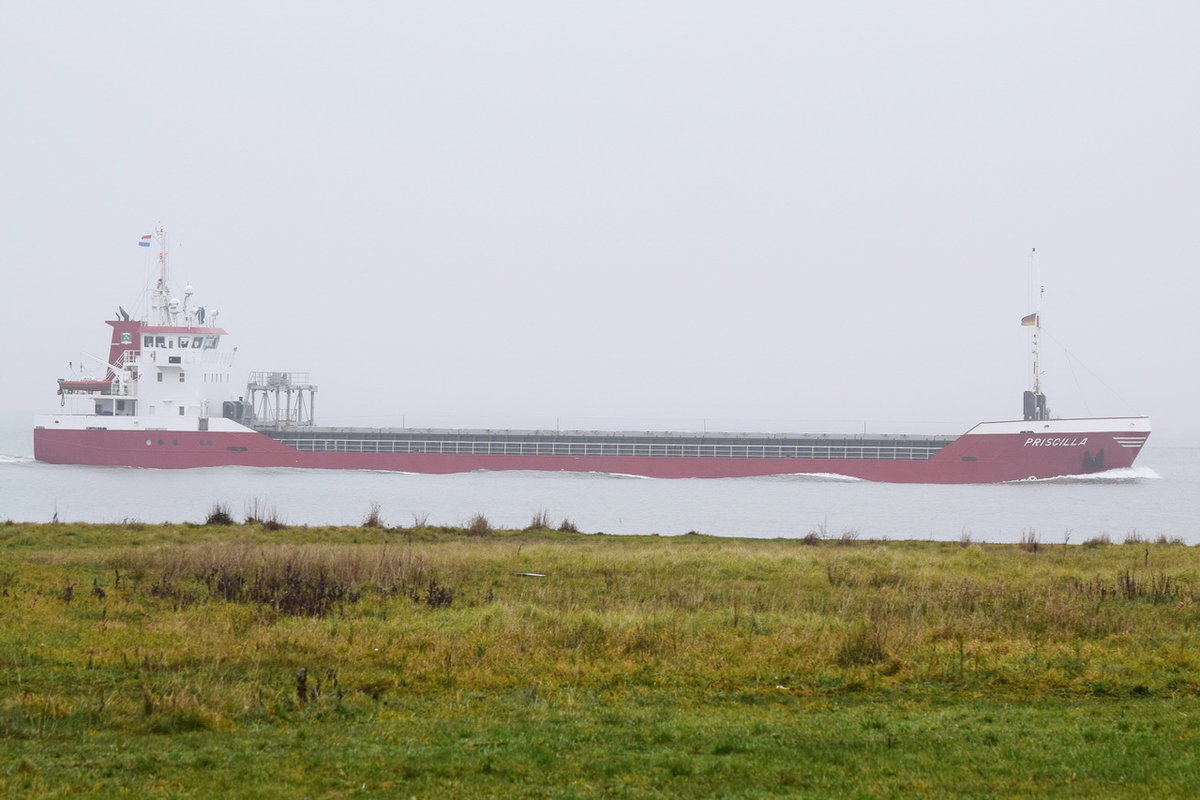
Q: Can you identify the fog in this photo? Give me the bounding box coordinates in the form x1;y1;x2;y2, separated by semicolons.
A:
3;2;1197;441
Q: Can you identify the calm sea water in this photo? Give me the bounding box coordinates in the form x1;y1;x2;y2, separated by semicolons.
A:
2;418;1197;543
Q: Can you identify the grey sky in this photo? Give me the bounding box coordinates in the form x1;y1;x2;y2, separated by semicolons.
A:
3;2;1197;440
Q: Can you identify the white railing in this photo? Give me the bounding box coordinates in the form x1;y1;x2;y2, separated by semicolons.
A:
248;371;314;387
144;349;236;366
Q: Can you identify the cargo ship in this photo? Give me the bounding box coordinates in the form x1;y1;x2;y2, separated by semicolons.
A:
34;228;1151;483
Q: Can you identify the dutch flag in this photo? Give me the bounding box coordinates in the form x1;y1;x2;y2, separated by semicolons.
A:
138;233;152;247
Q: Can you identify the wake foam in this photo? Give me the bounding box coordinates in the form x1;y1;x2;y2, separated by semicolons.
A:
465;469;653;480
0;454;34;465
766;472;865;483
1009;465;1161;485
578;471;652;480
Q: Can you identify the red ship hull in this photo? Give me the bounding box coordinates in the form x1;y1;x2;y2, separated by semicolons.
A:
32;418;1150;484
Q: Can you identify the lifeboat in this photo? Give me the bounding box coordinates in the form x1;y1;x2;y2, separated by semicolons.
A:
57;378;113;395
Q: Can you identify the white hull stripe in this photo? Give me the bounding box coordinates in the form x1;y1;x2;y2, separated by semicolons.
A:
1113;436;1149;449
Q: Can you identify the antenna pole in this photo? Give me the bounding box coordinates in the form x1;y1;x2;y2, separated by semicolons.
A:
1029;248;1048;419
1031;248;1041;397
1021;248;1050;421
151;224;171;325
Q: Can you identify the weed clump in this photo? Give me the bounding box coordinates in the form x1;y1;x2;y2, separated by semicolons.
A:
362;503;384;529
113;543;446;618
558;518;579;533
204;503;234;526
245;498;286;529
255;564;358;616
466;514;492;536
1067;570;1182;604
422;579;454;608
526;509;552;531
836;625;888;667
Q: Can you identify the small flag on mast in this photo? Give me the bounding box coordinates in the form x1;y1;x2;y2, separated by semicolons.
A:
1021;313;1039;327
138;233;152;247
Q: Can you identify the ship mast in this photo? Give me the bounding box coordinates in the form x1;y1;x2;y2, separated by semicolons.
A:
150;224;171;325
1023;248;1049;421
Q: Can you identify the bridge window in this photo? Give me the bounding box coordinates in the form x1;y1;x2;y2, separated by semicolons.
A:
143;335;153;347
179;336;190;348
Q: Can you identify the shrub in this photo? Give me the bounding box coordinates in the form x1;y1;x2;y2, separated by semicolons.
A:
361;502;384;529
466;514;492;536
262;515;287;531
204;503;234;526
526;509;552;531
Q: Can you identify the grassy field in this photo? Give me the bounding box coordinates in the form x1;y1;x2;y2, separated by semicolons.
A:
2;518;1199;797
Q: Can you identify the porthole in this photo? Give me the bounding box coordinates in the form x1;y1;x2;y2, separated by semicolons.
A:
145;439;152;446
158;439;165;445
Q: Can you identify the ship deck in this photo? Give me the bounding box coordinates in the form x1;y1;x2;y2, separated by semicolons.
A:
257;427;958;462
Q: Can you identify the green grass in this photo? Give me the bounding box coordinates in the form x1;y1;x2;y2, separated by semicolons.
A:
2;520;1199;797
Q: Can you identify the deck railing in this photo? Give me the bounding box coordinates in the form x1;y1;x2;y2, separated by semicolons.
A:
271;437;945;461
